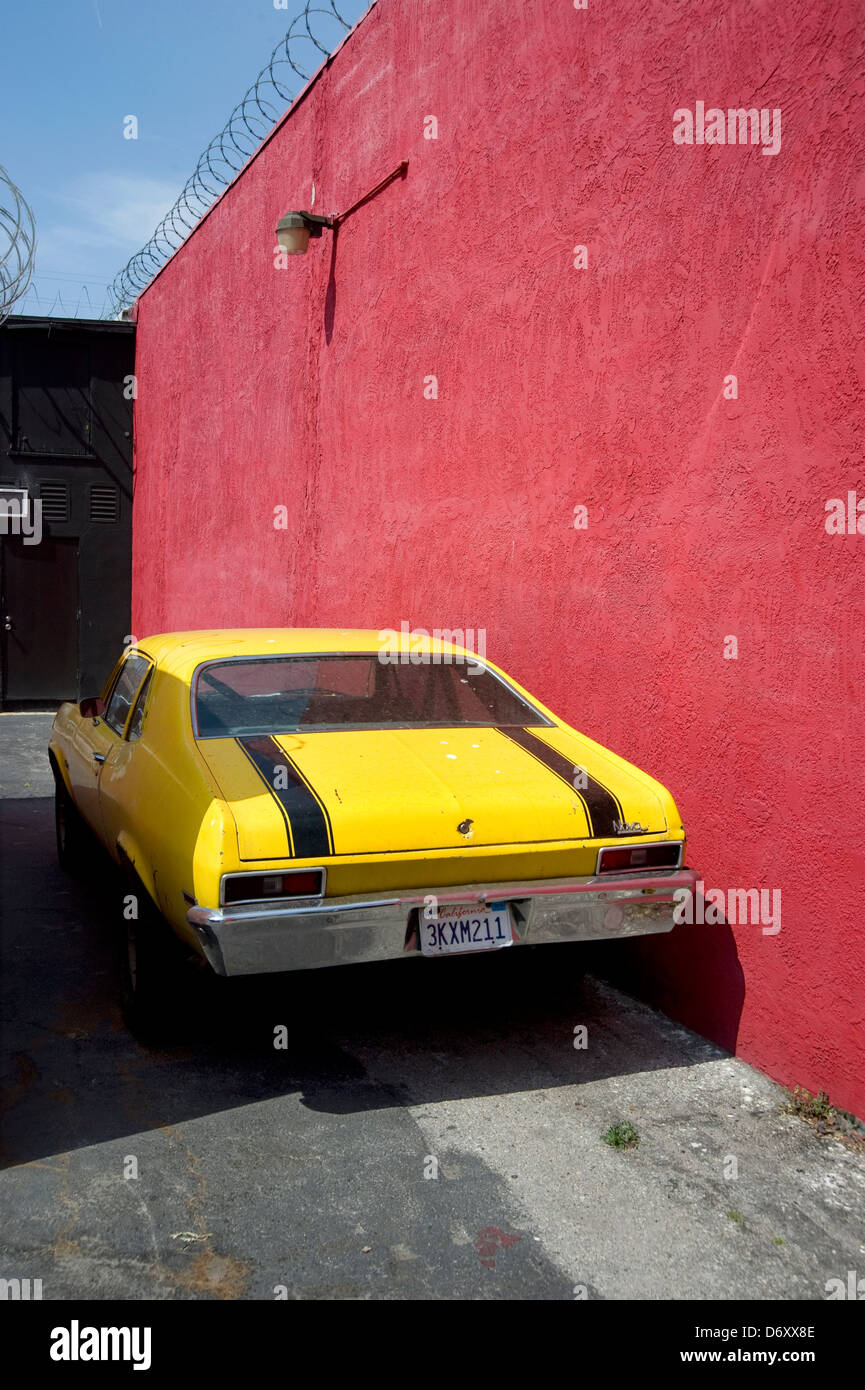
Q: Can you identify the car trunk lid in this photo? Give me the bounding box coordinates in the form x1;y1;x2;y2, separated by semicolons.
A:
196;725;667;862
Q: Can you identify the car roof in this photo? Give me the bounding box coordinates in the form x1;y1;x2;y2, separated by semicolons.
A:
134;628;482;681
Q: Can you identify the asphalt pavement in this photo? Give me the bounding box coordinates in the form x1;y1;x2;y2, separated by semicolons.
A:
1;711;863;1300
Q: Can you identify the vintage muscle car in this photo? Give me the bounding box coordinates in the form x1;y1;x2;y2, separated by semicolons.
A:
49;629;696;1037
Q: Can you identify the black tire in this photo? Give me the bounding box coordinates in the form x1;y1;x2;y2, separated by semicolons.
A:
54;778;90;874
117;880;186;1043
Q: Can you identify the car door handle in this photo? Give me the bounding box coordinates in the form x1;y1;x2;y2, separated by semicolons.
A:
93;753;106;764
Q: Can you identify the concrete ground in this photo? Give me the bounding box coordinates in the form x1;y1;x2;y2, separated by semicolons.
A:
1;711;863;1300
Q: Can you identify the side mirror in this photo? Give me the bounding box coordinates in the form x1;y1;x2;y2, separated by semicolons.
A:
79;696;105;719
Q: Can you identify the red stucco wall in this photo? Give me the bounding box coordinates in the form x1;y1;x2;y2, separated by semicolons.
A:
132;0;865;1118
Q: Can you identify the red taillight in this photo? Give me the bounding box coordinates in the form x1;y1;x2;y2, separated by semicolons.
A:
597;843;681;874
597;847;633;872
223;870;323;904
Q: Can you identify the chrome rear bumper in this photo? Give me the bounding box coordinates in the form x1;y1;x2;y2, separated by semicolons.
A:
187;868;696;977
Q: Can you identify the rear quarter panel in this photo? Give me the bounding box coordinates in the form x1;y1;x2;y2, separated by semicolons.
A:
483;656;688;838
98;663;238;951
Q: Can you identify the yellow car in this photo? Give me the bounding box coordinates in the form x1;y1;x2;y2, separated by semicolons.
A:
49;629;696;1036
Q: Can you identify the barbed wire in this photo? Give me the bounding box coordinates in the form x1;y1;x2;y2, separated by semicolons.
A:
107;0;367;316
16;282;110;320
0;163;37;326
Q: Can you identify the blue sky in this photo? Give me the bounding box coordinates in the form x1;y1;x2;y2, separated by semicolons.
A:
1;0;367;318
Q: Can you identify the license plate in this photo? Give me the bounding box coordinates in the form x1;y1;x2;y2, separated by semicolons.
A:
419;901;514;956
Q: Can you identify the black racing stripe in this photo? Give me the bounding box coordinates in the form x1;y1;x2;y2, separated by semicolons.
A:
236;737;294;855
280;746;335;857
496;726;624;838
236;736;333;858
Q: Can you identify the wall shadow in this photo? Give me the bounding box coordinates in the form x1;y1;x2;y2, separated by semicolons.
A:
584;893;746;1054
324;226;339;345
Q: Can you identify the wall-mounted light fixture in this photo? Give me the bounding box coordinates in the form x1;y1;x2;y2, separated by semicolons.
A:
275;160;408;257
275;211;333;256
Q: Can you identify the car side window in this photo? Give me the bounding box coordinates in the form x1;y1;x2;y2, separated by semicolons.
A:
127;669;153;741
99;656;126;709
104;655;150;736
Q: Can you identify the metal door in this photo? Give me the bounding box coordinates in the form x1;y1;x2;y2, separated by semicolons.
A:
0;534;79;707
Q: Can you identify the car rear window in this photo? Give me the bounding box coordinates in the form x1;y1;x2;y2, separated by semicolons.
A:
193;654;551;738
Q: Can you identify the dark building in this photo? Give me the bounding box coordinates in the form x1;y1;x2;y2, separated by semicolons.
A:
0;315;134;708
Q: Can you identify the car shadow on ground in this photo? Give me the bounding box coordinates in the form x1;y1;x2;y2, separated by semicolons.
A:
0;795;744;1167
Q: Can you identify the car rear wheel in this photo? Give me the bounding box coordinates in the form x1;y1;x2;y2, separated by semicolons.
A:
118;881;186;1043
54;779;89;874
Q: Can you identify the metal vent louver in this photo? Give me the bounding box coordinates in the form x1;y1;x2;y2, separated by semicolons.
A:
89;484;119;523
39;482;70;523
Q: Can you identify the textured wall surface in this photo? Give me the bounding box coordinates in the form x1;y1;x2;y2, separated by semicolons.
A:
133;0;865;1117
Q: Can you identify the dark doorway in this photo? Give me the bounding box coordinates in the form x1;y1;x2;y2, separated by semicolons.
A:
0;315;134;706
1;535;79;707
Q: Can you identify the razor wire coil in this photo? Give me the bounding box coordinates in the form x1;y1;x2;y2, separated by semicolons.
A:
0;164;37;326
107;0;365;316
